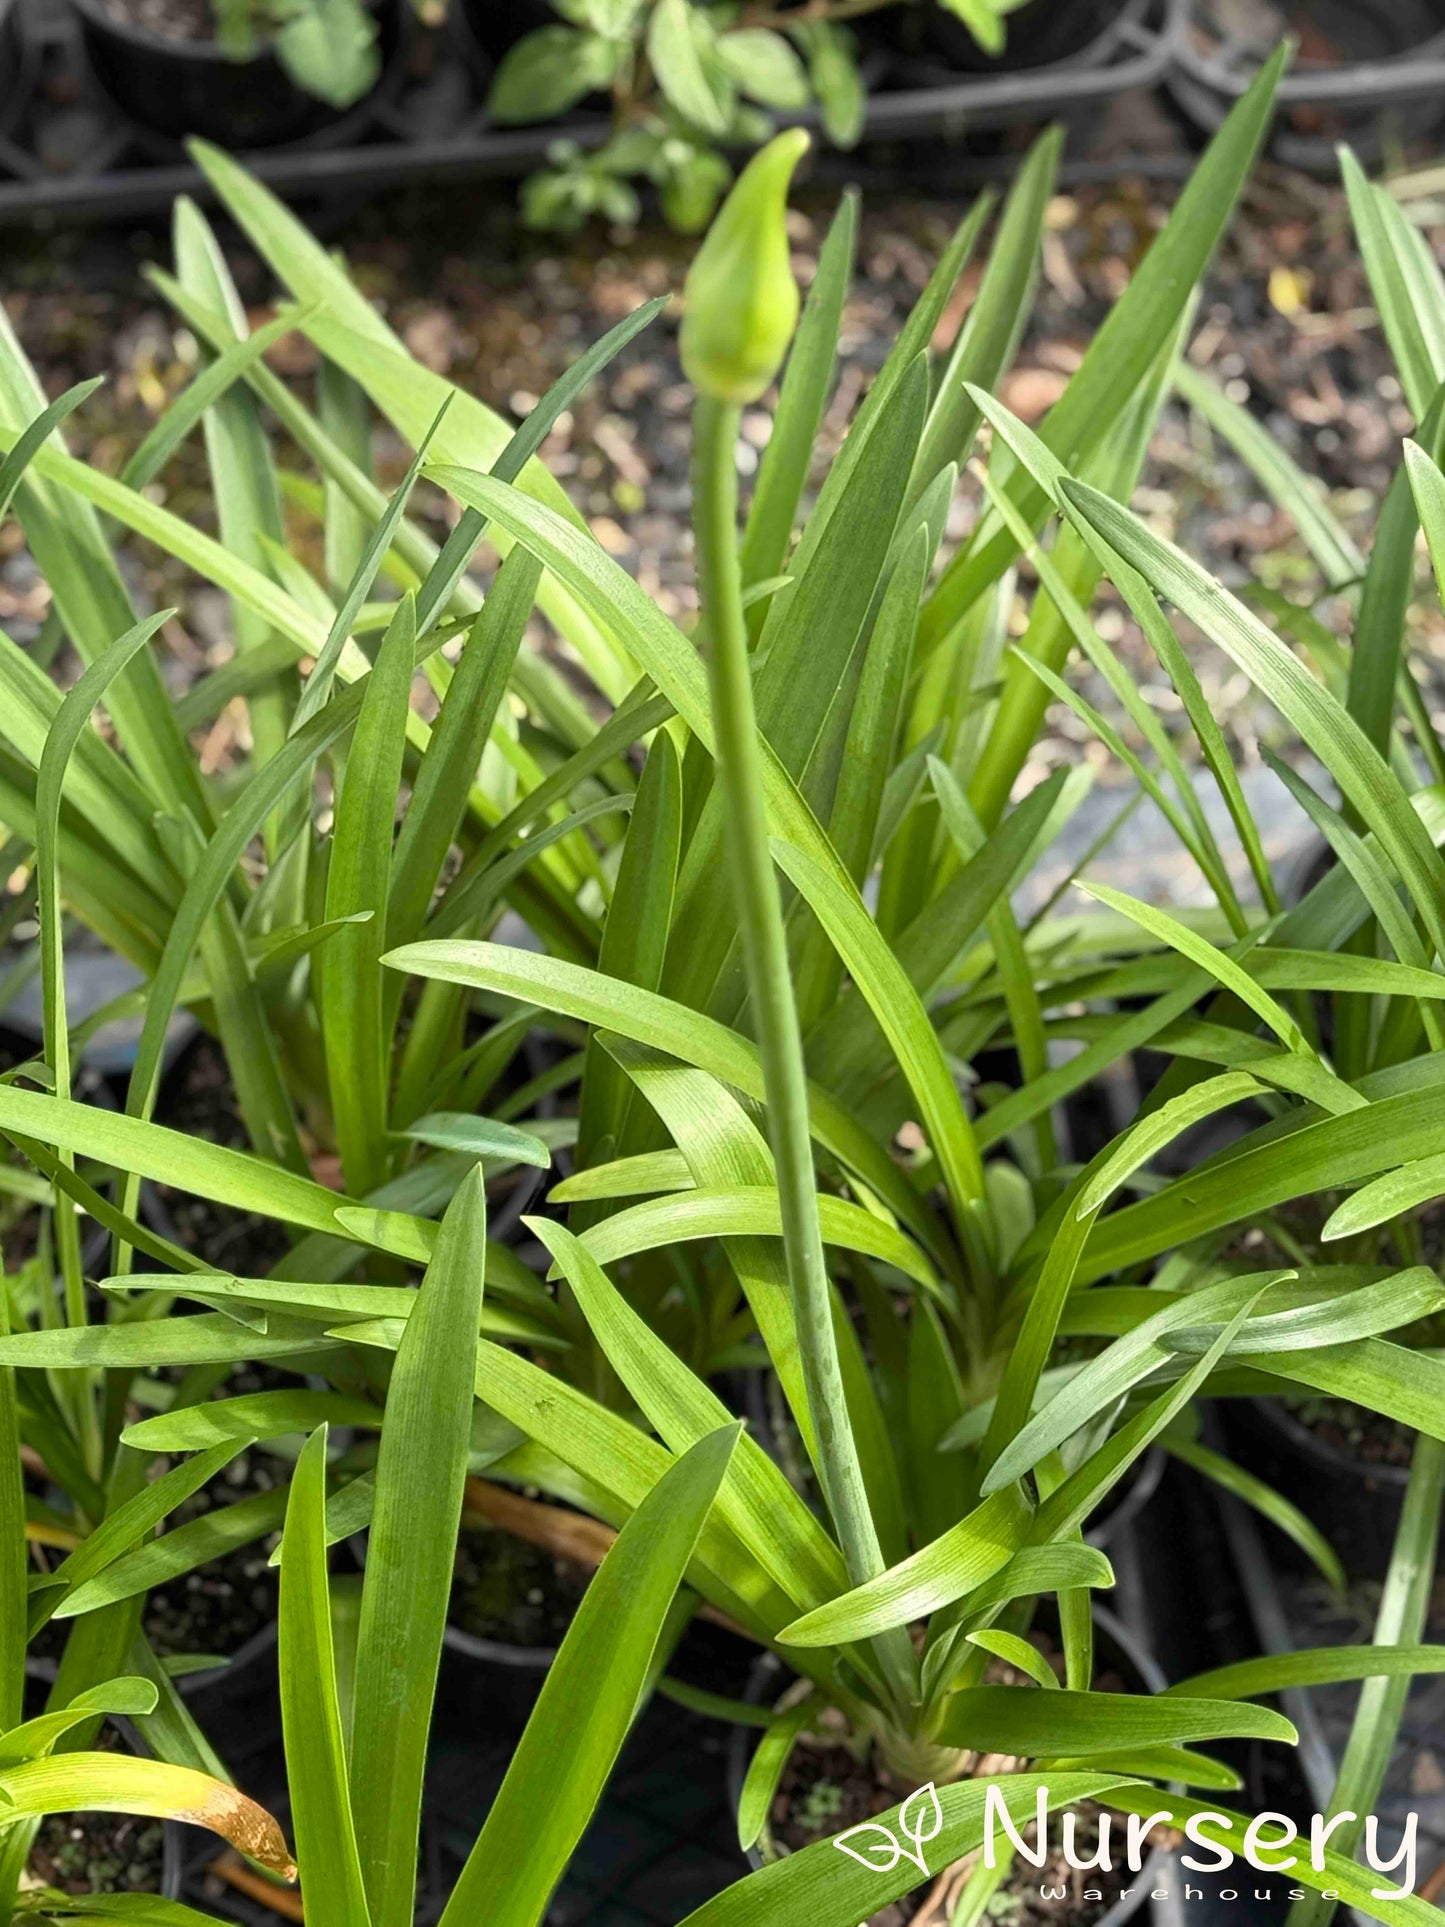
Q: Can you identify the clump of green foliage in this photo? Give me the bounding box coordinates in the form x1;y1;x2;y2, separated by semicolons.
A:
2;41;1445;1927
490;0;1031;233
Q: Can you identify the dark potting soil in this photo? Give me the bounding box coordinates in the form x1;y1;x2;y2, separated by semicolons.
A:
95;0;214;41
1289;1395;1417;1469
448;1520;591;1649
27;1809;166;1896
772;1749;1126;1927
142;1443;282;1659
153;1038;292;1275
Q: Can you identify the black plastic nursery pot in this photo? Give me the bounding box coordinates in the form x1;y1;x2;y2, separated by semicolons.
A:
0;0;1181;224
441;1520;590;1673
426;1630;754;1920
729;1605;1172;1924
0;0;30;140
64;0;402;149
346;1492;588;1679
877;0;1148;76
1168;0;1445;170
459;0;555;66
133;1465;284;1758
1220;1395;1435;1583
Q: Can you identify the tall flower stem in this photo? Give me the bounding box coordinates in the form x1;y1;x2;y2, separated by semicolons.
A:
692;393;914;1711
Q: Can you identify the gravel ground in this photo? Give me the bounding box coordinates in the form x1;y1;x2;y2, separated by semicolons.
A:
6;137;1445;902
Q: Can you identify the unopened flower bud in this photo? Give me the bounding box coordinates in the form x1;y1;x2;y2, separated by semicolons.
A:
680;129;809;405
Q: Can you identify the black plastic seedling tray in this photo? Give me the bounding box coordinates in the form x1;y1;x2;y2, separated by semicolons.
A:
0;0;1184;227
1167;0;1445;170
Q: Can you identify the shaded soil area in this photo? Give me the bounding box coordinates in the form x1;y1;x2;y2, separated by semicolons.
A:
27;1809;168;1897
1289;1396;1419;1469
141;1439;284;1660
449;1517;591;1650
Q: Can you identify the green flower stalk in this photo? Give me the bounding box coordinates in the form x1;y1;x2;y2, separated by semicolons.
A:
686;132;915;1713
680;129;809;405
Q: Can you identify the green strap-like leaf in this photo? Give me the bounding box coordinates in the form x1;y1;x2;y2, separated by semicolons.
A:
36;613;172;1331
532;1216;847;1616
910;126;1059;504
0;1677;158;1767
1324;1149;1445;1239
382;938;941;1261
1169;1268;1443;1354
570;1184;942;1299
41;1441;249;1623
439;1424;739;1927
921;45;1286;648
1342;150;1445;422
387;545;541;957
966;1629;1059;1689
121;307;315;494
350;1168;486;1927
1062;477;1445;965
57;1487;289;1620
988;1276;1291;1494
1170;1643;1445;1701
1286;1435;1445;1927
0;1085;354;1236
777;1486;1032;1647
1159;1432;1346;1594
1348;383;1445;756
322;593;416;1195
736;1701;814;1852
1075;1075;1445;1284
574;727;682;1201
279;1427;370;1927
12;1891;227;1922
0;377;105;524
771;834;987;1249
0;1292;22;1731
122;1392;377;1454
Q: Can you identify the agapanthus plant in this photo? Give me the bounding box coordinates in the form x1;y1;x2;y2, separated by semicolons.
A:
939;143;1445;1927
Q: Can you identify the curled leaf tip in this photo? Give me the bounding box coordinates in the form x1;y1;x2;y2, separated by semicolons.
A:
680;129;810;405
172;1780;294;1873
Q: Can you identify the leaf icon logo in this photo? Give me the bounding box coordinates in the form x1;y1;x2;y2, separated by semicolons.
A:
899;1783;944;1868
833;1783;942;1878
833;1821;902;1873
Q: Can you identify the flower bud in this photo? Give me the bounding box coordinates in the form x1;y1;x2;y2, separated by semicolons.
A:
680;129;809;405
